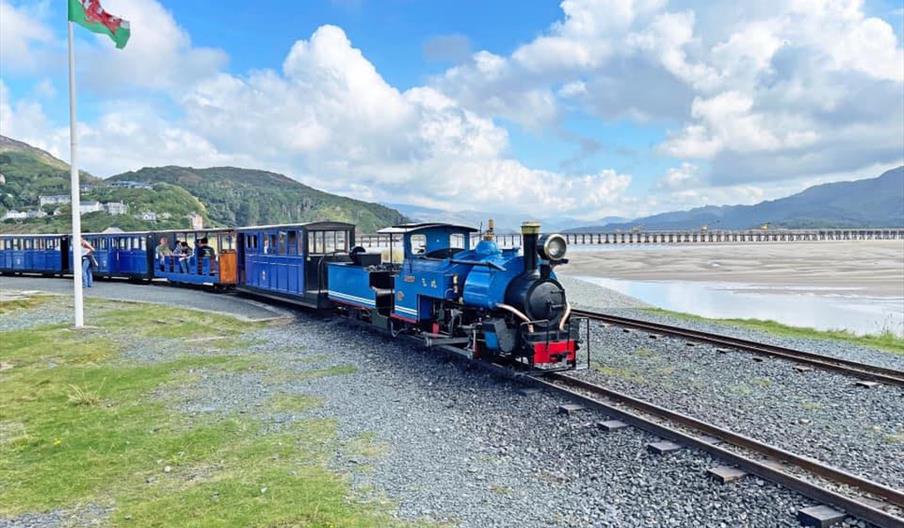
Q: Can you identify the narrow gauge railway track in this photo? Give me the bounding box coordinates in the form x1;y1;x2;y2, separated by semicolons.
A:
530;373;904;528
572;308;904;387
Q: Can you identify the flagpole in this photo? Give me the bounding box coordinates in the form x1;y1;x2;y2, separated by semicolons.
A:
68;21;85;328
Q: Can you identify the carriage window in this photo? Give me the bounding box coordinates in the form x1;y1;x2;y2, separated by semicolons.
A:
208;236;220;253
269;234;278;254
316;231;325;253
287;231;298;255
410;234;426;254
324;231;336;253
24;239;33;250
277;232;287;255
450;233;465;250
336;231;347;252
133;237;141;249
223;234;234;251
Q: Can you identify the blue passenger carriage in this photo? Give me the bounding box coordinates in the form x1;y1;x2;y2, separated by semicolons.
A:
0;233;70;275
151;228;238;286
79;232;153;279
237;222;355;308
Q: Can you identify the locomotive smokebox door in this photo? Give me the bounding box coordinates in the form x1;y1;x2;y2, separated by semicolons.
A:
483;318;517;353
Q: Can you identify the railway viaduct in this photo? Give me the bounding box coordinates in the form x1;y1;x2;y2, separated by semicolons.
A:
357;228;904;248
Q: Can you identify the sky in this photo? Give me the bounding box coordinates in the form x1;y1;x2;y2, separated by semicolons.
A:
1;0;902;221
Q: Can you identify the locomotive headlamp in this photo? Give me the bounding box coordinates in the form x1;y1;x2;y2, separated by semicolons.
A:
538;233;567;261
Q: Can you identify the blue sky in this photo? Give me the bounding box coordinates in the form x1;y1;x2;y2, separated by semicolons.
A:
1;0;902;219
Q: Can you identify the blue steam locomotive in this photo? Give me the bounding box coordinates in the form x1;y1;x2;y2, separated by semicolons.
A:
1;220;583;371
327;221;580;370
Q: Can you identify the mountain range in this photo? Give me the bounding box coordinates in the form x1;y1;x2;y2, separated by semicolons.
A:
568;166;904;232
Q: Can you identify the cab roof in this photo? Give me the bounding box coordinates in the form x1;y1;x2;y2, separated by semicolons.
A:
236;221;355;232
377;222;478;235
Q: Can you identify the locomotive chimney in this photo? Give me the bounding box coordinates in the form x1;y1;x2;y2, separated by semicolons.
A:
484;218;495;241
521;221;540;273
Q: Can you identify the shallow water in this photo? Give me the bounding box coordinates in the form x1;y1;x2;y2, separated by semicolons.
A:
576;276;904;337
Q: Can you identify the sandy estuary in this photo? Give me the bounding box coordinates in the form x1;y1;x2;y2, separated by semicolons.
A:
559;240;904;336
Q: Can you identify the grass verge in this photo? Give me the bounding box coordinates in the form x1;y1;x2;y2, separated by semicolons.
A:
640;307;904;355
0;301;414;527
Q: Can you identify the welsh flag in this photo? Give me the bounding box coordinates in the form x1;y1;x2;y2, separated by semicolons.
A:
68;0;130;49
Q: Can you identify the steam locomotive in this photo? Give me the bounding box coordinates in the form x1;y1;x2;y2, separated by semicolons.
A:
0;220;584;372
328;220;581;370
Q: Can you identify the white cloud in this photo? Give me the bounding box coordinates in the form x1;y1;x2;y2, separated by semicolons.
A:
180;25;632;217
657;162;700;190
78;0;227;93
1;22;634;218
429;0;903;188
0;0;56;73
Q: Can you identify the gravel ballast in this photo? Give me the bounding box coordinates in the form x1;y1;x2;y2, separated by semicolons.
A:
1;285;873;527
562;276;904;492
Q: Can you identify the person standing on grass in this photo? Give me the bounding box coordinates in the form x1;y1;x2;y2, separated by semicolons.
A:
80;239;95;288
155;237;173;271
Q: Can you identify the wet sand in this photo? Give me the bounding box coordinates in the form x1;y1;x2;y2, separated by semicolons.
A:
559;240;904;298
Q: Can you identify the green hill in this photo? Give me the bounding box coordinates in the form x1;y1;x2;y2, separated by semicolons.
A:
0;135;208;233
1;134;405;235
0;135;98;212
110;166;405;233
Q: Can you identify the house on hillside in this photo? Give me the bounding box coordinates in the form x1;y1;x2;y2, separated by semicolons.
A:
189;213;204;230
79;201;103;214
25;209;46;219
39;194;71;206
104;201;128;215
139;211;157;222
2;210;26;220
0;173;6;185
110;180;152;190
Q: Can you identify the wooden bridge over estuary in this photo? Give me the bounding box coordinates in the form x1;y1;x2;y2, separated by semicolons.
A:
357;228;904;248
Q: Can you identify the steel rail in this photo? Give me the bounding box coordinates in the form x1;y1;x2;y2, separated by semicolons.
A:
533;373;904;528
572;309;904;386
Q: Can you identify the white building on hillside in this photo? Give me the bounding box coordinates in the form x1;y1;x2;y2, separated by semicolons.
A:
104;201;128;215
2;210;26;220
189;213;204;230
40;194;71;206
140;211;157;222
110;180;152;190
80;201;103;214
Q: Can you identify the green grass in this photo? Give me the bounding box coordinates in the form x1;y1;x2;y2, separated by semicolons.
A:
269;393;323;412
641;307;904;355
0;303;416;527
0;295;52;314
593;365;646;384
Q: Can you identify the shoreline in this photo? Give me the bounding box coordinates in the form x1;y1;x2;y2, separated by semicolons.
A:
559;240;904;298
